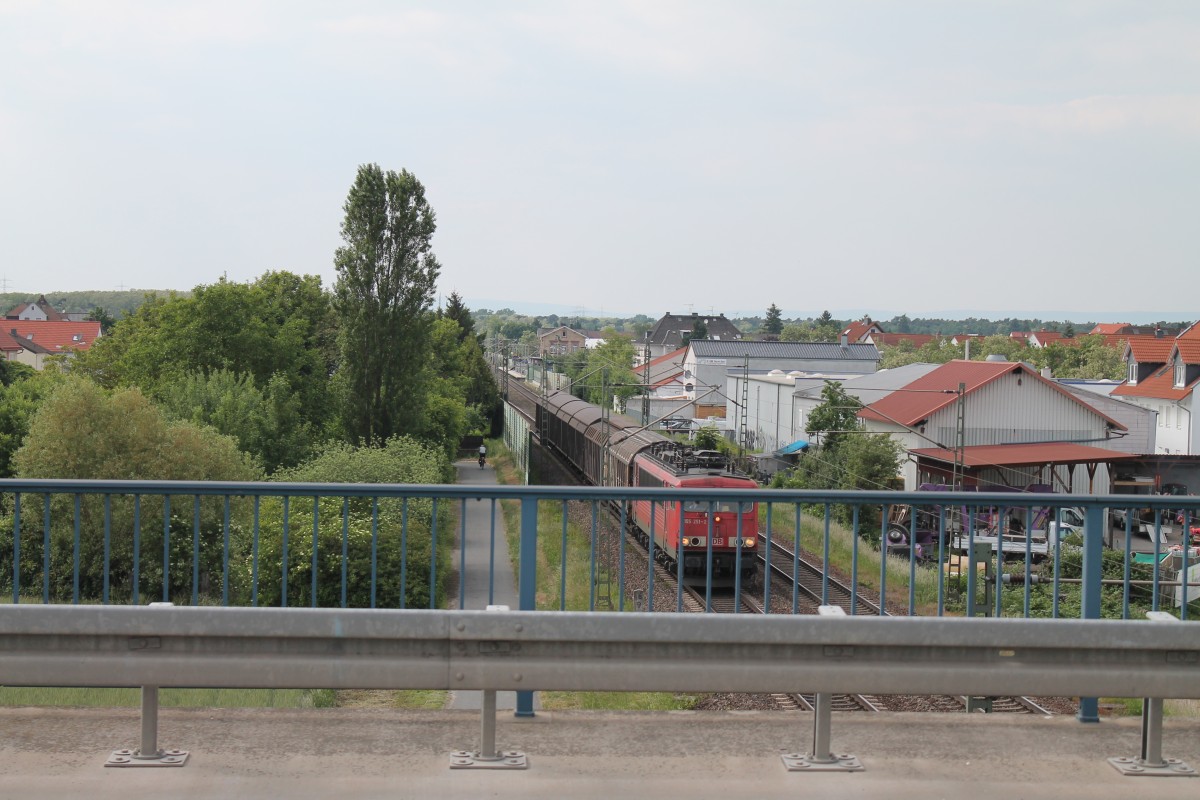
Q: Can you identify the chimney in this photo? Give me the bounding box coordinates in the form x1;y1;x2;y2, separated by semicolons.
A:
1155;326;1163;338
840;333;848;348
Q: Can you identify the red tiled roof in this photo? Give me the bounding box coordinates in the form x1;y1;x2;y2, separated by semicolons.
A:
1030;331;1069;346
651;372;684;389
859;359;1124;429
5;321;101;353
1112;364;1200;401
911;442;1140;469
840;320;879;343
871;332;936;348
1174;340;1200;365
1090;323;1132;335
1124;334;1176;363
633;346;687;374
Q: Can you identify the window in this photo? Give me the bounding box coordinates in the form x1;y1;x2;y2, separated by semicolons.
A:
1127;360;1138;384
1175;360;1186;389
682;500;753;513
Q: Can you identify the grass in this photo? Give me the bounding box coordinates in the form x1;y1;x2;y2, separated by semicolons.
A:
488;441;698;711
0;687;336;708
760;501;945;614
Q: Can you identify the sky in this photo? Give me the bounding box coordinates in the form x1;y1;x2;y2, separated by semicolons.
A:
1;1;1197;322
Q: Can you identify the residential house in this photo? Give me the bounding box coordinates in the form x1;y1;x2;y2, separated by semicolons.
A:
640;312;743;360
840;317;885;344
537;325;605;358
857;359;1131;492
1055;380;1156;454
1089;323;1134;336
624;347;693;424
1112;323;1200;455
6;295;70;322
3;320;101;369
869;332;938;349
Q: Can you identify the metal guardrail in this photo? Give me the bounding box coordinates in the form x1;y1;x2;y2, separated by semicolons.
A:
2;605;1197;697
0;604;1197;776
4;480;1200;733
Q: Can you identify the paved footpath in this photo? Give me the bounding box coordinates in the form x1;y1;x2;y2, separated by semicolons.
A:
447;458;524;711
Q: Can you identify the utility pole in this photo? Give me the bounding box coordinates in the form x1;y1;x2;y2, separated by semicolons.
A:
952;382;966;490
738;355;750;468
641;344;651;427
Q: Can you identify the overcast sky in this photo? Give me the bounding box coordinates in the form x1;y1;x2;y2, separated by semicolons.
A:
2;1;1197;321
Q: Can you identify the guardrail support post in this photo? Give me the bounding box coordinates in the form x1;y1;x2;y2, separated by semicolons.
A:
105;685;189;767
105;603;189;768
449;605;528;770
781;607;863;773
1108;612;1196;777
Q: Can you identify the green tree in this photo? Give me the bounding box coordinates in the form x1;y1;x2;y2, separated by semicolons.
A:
441;290;475;343
12;377;260;602
694;425;721;450
763;304;784;336
160;368;316;473
85;306;117;334
804;382;862;449
568;335;638;409
0;368;57;477
253;437;452;608
777;382;902;526
690;318;708;341
334;164;440;445
73;273;337;437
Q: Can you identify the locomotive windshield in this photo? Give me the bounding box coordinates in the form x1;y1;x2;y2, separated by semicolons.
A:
682;500;754;513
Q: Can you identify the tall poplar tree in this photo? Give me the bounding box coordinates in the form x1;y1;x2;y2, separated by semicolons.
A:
334;165;440;445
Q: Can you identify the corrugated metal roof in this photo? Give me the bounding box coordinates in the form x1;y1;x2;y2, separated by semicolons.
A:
689;340;880;361
911;442;1140;468
858;360;1018;426
858;359;1125;430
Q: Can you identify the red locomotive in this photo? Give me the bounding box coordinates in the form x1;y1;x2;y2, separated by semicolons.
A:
628;442;759;586
535;390;759;587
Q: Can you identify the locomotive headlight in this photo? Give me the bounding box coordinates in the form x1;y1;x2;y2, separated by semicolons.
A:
713;515;722;523
742;538;755;548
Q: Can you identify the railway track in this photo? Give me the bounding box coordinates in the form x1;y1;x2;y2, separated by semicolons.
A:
497;372;1063;717
760;538;883;616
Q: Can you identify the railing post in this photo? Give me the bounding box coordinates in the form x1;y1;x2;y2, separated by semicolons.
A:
1108;612;1197;777
515;497;539;718
1077;505;1105;723
780;607;863;773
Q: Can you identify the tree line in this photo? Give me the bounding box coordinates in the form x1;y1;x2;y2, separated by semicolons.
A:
0;164;499;607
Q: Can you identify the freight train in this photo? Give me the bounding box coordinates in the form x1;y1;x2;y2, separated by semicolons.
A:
536;389;759;586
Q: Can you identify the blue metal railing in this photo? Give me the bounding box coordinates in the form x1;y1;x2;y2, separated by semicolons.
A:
2;480;1198;624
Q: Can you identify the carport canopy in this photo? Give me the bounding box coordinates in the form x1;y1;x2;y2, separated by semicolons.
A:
910;442;1140;492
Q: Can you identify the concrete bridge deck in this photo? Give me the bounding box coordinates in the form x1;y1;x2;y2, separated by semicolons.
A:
3;706;1199;799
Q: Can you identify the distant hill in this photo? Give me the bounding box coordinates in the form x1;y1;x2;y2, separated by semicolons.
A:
0;290;180;319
